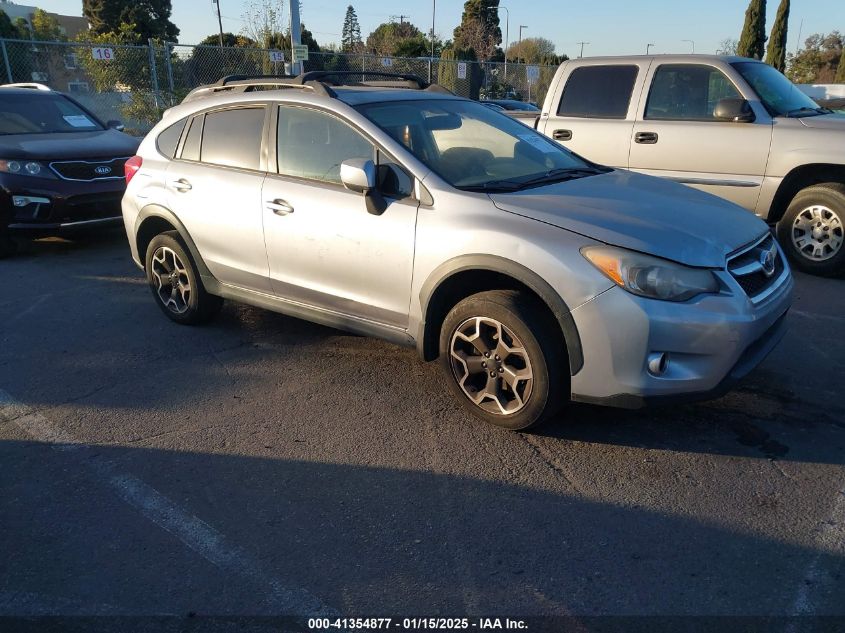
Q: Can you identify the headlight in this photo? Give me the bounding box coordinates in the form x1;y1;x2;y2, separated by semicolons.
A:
0;159;52;178
582;245;719;302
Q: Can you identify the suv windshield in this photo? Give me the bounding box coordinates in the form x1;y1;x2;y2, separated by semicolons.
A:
0;92;103;135
356;99;600;191
732;62;824;117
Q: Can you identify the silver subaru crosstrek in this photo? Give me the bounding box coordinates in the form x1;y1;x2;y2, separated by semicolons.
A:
121;72;793;430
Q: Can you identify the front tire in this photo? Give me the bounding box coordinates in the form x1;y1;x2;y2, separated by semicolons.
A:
145;231;222;324
439;290;567;430
777;183;845;277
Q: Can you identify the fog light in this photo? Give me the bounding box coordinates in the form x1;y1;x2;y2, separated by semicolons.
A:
647;352;669;376
12;195;50;207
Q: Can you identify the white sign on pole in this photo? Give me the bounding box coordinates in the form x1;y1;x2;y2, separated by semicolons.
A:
457;62;467;79
526;65;540;82
91;47;114;61
269;50;285;63
292;45;309;62
381;57;393;67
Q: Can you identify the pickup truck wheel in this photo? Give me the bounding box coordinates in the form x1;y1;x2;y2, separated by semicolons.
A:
777;184;845;277
145;231;223;324
439;290;566;430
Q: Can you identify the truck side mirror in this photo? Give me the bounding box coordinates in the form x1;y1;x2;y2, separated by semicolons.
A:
714;98;755;123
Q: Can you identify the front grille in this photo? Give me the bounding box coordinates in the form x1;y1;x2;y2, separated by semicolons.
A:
727;233;788;302
49;157;129;181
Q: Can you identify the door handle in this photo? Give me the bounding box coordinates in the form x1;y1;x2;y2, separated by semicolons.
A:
172;178;192;191
635;131;658;144
266;199;294;216
552;129;573;141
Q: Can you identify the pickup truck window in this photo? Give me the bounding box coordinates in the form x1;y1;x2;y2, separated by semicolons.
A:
732;62;822;117
557;65;638;119
645;64;741;121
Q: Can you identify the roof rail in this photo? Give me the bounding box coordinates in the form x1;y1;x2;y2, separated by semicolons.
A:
180;71;453;104
1;82;52;91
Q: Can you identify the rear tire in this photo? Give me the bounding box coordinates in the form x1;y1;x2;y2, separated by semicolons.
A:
777;183;845;277
144;231;222;325
439;290;568;430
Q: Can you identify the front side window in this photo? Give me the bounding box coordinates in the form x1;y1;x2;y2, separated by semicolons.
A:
277;106;374;184
732;61;821;116
357;99;595;192
557;65;639;119
200;107;265;170
0;93;102;135
645;64;741;120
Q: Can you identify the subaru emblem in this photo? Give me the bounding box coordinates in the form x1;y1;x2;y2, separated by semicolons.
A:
759;247;777;277
94;165;112;175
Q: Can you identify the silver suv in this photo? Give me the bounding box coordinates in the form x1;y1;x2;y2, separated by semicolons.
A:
121;72;793;430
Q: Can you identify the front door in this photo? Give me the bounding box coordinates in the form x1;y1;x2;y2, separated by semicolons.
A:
628;63;773;211
262;105;418;329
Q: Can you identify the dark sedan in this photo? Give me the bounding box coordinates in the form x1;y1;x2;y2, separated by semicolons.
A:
1;84;139;255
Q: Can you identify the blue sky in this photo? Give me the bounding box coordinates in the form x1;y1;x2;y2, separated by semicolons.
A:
22;0;845;57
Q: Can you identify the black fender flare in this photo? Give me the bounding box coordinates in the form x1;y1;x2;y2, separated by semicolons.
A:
418;254;584;375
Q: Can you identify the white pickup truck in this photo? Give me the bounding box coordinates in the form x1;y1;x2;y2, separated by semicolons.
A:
529;54;845;277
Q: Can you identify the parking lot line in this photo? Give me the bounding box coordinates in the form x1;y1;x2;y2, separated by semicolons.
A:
0;388;339;619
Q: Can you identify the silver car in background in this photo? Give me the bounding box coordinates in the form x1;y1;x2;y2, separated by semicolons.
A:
121;72;792;430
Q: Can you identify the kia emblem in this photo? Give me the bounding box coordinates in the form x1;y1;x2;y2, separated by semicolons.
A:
94;165;112;175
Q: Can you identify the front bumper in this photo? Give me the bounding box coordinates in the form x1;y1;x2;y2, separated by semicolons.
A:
569;267;794;408
1;173;125;232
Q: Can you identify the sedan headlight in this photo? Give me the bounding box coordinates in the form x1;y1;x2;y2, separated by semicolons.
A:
582;245;719;302
0;159;53;178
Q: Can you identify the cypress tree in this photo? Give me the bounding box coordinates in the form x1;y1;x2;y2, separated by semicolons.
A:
835;47;845;83
737;0;767;60
341;5;362;53
765;0;789;71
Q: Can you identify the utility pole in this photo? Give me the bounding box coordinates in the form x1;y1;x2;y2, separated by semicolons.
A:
212;0;224;48
430;0;436;59
577;41;589;58
485;5;508;80
682;39;694;53
518;25;527;64
290;0;303;74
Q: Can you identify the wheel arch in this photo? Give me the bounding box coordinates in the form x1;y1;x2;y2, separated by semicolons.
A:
768;163;845;225
418;255;584;376
134;205;212;280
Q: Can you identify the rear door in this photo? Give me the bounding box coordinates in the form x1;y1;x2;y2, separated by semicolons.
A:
628;62;774;210
539;61;650;168
165;105;272;294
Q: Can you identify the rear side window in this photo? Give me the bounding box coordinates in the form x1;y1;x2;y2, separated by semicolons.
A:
200;107;265;170
156;118;186;158
557;65;639;119
180;116;202;161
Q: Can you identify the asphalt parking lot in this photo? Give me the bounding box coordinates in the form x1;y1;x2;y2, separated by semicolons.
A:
1;230;844;629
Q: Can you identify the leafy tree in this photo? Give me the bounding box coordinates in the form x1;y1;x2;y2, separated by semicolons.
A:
717;38;739;56
765;0;789;71
282;24;321;52
82;0;179;42
786;32;844;83
30;9;65;40
341;5;362;53
197;32;256;48
366;21;424;57
737;0;766;59
505;37;556;64
0;10;24;38
836;48;845;83
438;47;481;99
453;0;500;61
240;0;285;49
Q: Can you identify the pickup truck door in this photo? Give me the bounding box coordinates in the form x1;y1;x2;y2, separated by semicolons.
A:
628;62;773;211
538;60;651;169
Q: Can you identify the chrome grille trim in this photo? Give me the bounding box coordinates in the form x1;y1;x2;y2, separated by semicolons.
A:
726;232;789;305
49;156;131;182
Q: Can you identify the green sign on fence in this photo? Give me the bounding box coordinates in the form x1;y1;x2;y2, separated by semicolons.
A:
292;45;309;63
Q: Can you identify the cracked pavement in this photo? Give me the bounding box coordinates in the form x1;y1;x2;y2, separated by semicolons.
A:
1;230;844;626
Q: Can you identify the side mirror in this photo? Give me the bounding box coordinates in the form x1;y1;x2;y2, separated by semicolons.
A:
106;119;125;131
713;98;755;123
340;158;387;215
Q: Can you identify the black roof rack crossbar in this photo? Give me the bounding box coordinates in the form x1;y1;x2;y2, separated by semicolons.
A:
296;70;430;89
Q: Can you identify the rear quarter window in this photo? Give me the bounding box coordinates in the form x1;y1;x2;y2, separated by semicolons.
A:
557;65;639;119
156;118;187;158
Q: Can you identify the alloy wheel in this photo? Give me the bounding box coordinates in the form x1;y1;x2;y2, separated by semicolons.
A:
449;316;534;415
150;246;191;314
791;205;843;262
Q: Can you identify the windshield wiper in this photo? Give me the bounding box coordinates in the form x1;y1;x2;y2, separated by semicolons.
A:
460;167;605;193
785;106;828;117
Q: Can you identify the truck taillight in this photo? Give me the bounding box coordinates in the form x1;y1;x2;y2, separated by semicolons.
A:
124;155;142;184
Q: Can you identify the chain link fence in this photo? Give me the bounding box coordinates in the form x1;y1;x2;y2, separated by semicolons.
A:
1;38;557;135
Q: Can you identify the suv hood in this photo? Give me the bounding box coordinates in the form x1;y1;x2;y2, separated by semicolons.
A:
798;112;845;130
489;170;767;268
0;129;140;160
